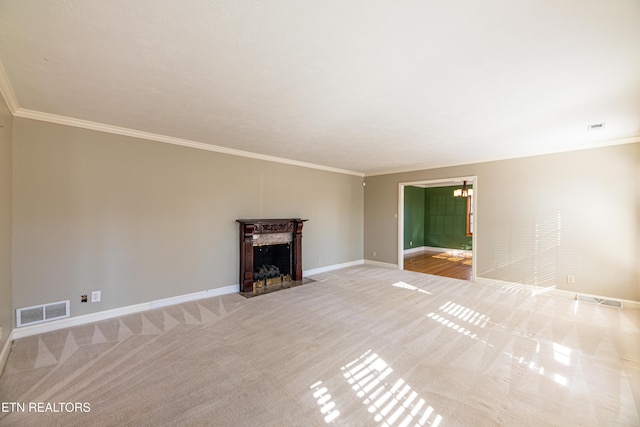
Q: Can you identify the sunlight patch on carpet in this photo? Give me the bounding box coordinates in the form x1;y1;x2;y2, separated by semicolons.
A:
427;301;494;347
391;281;432;295
341;349;442;427
309;381;340;423
439;301;490;327
503;340;572;387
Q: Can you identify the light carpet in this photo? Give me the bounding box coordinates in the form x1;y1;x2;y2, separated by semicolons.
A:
0;266;638;426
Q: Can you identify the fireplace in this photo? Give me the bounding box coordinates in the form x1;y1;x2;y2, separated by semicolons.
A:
236;218;307;293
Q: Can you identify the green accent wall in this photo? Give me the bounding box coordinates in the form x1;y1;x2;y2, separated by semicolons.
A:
403;186;425;249
424;186;471;250
404;185;472;251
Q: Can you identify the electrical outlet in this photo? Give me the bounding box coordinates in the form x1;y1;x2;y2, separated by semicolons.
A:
91;290;101;303
567;275;575;284
317;256;321;264
410;241;413;246
373;251;377;257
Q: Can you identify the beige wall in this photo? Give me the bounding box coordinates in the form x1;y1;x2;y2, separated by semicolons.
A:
7;112;639;329
364;143;640;302
0;97;12;343
11;118;364;316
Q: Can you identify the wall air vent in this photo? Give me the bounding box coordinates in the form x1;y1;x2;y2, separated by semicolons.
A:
16;300;70;327
576;294;622;309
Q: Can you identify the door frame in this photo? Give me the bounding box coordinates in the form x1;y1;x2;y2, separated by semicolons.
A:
397;176;477;282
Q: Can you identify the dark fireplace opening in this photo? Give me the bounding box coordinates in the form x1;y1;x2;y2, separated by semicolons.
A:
253;243;292;279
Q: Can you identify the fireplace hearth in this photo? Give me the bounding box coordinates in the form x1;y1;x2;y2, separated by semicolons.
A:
236;218;307;294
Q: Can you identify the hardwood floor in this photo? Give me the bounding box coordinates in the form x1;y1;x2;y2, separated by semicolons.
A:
404;250;472;281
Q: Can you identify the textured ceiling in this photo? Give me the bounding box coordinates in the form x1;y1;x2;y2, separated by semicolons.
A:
1;0;639;175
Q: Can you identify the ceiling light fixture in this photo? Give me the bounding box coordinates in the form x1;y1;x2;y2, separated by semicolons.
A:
453;181;472;198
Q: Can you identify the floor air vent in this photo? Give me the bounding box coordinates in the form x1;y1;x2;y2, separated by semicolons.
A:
16;300;70;327
576;294;623;309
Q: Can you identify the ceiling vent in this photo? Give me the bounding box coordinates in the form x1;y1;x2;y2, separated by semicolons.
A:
16;300;70;327
587;122;606;131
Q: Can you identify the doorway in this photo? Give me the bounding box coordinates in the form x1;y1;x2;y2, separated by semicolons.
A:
398;177;477;282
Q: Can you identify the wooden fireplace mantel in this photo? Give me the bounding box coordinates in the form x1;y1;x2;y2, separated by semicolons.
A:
236;218;307;293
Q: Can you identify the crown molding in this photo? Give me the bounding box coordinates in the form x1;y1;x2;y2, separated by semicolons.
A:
0;58;363;177
13;108;364;177
364;135;640;177
0;59;19;114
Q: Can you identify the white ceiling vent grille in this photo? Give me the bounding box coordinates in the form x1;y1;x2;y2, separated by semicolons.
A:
587;122;606;131
576;294;623;309
16;300;70;327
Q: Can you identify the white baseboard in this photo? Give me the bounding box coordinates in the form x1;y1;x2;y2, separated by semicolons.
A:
12;284;239;340
149;284;239;309
0;329;14;376
364;259;399;269
423;246;451;253
403;246;427;255
305;259;398;276
475;277;568;298
304;260;365;276
8;258;401;342
403;246;472;255
475;277;640;309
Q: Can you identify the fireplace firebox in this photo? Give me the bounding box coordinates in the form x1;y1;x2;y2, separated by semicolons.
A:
236;218;307;293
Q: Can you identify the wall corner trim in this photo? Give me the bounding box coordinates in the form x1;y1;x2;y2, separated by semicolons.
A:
0;328;15;376
0;59;19;114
